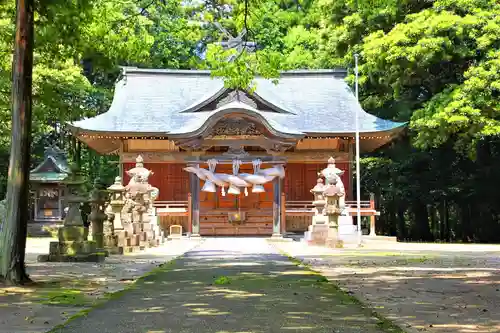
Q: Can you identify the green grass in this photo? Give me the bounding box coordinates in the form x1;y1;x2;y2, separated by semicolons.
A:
213;275;231;285
274;247;406;333
38;289;92;307
46;259;178;333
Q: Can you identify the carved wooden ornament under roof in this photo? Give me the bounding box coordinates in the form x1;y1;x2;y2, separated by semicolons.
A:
209;118;262;137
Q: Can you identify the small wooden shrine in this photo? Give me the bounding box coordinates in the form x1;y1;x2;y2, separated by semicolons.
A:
29;145;70;234
68;68;405;237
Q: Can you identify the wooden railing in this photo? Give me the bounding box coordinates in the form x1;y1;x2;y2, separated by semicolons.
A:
153;200;189;216
153;198;378;216
285;199;379;217
151;194;379;235
285;201;314;214
345;200;371;208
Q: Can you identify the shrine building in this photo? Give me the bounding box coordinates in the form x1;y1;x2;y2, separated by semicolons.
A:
68;68;405;237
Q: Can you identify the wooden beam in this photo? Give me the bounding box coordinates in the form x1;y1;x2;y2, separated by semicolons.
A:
120;151;350;164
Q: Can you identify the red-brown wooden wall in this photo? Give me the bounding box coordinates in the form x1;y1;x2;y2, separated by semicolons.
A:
122;163;189;201
122;162;350;202
284;163;350;201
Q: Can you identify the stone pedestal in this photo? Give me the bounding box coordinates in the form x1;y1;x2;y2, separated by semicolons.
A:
37;166;105;263
304;223;329;245
27;221;62;237
325;225;344;248
103;207;121;254
39;226;104;262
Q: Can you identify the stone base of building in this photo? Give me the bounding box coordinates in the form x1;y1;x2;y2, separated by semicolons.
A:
338;215;356;235
268;233;293;242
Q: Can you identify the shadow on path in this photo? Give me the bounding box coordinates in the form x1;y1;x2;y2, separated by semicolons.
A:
52;239;402;333
274;242;500;333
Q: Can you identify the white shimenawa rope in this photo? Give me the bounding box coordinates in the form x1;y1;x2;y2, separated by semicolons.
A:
232;159;247;196
252;159;262;173
208;159;223;195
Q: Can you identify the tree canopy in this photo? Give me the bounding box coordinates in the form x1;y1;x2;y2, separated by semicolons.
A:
0;0;499;243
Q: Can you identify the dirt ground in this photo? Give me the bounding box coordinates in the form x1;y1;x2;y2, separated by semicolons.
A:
0;238;202;333
2;238;500;333
271;239;500;333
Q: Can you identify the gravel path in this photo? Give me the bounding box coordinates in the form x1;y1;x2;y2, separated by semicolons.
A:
52;237;401;333
272;240;500;333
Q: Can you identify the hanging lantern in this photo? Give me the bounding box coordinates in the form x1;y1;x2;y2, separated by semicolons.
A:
228;184;241;195
252;184;265;193
201;181;216;193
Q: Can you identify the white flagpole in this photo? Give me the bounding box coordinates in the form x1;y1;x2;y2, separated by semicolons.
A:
354;53;362;247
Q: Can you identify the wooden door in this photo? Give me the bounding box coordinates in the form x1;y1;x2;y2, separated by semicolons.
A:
199;163;274;236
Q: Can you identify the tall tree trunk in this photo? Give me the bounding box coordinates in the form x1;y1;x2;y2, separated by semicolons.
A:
396;205;407;241
438;199;449;242
429;204;438;240
460;202;472;242
0;0;34;285
412;200;432;241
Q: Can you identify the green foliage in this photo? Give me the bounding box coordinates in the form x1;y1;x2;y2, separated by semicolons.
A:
206;44;282;89
360;0;500;152
0;0;499;242
213;275;232;285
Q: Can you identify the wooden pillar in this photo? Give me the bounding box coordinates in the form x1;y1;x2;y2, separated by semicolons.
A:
189;171;200;237
187;193;193;234
369;193;376;237
272;177;282;237
280;192;286;234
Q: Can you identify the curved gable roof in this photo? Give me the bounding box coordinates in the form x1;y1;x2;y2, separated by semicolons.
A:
69;68;405;136
168;101;304;138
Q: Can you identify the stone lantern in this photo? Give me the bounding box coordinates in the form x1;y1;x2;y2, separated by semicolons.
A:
320;157;346;210
303;179;329;245
88;179;107;251
323;175;344;248
107;176;126;231
310;178;326;217
126;155;152;181
28;145;70;236
38;164;104;262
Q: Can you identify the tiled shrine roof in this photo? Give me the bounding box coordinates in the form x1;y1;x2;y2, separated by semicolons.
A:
69;68;406;138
